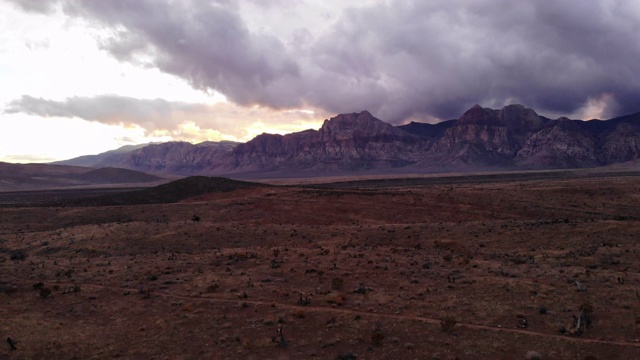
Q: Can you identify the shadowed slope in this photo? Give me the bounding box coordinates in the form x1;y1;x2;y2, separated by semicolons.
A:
69;176;268;206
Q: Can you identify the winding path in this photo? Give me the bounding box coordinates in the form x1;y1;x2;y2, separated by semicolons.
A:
5;274;640;348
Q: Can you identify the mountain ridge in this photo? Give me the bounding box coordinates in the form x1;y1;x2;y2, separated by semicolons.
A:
50;105;640;177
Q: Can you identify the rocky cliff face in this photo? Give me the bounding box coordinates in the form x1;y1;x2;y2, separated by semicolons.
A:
223;111;426;172
223;105;640;173
515;119;599;168
55;105;640;176
600;123;640;163
420;104;545;166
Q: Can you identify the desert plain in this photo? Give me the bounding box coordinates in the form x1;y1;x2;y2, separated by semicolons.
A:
2;172;640;359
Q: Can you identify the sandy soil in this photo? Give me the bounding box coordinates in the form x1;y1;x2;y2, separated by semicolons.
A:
2;175;640;359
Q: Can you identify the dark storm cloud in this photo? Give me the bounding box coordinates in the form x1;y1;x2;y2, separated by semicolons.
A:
62;0;303;108
9;0;640;122
305;0;640;121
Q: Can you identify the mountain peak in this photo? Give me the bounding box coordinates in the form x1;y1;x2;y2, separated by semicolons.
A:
324;110;375;123
457;104;543;129
502;104;525;110
458;104;498;125
320;110;389;134
497;104;543;132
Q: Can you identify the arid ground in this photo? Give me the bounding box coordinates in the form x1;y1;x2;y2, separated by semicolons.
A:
2;173;640;359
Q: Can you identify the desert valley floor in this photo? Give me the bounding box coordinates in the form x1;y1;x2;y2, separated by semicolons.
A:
2;173;640;359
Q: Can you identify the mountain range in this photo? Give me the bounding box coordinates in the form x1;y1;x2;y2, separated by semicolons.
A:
51;104;640;178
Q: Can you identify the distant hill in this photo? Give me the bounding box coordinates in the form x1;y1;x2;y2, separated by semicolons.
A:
75;167;162;184
55;141;239;175
51;105;640;177
68;176;267;206
0;162;163;191
52;143;151;167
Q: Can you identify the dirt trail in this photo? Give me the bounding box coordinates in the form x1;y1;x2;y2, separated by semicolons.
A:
6;275;640;348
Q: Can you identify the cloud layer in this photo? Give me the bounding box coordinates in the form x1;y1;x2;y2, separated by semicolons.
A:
5;95;328;142
7;0;640;124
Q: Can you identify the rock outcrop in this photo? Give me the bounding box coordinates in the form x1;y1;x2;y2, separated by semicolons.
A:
223;111;425;172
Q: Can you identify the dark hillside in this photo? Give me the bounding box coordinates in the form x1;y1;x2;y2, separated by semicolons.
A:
68;176;268;206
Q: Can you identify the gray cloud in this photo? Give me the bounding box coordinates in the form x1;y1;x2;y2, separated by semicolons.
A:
5;95;198;131
4;95;329;141
1;154;59;163
8;0;640;123
6;0;57;13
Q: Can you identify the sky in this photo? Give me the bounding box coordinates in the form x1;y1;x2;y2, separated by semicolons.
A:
1;0;639;163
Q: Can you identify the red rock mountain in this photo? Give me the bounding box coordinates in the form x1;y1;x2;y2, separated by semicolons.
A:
55;105;640;176
220;111;425;173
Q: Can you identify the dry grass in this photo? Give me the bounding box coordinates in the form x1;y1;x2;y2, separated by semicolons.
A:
2;175;640;358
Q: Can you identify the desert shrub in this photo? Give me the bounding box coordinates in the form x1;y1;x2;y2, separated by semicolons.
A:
440;316;457;332
578;302;594;328
298;292;311;305
370;329;385;346
56;268;75;278
538;306;547;315
331;278;344;291
512;257;528;265
206;283;220;293
353;283;371;294
325;293;343;305
434;240;456;250
39;288;52;299
336;352;358;360
525;350;543;360
229;252;258;262
579;302;593;314
0;285;17;295
10;250;27;261
291;309;305;319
